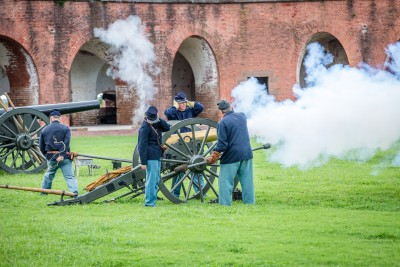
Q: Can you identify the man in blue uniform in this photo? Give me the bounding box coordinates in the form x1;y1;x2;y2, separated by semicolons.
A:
164;91;205;197
138;106;170;207
207;100;254;206
164;91;204;132
40;109;78;196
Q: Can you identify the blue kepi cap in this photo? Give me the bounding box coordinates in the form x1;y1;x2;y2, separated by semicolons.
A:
50;109;61;117
174;92;188;103
145;106;159;123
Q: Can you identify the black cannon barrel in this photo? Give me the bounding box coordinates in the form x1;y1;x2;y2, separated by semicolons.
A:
0;100;100;116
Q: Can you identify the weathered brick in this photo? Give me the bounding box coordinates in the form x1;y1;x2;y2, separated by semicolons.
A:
0;1;398;125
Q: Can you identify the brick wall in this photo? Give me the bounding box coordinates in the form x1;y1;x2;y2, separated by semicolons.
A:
0;0;399;125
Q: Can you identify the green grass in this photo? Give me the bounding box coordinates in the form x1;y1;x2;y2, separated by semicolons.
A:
0;135;399;266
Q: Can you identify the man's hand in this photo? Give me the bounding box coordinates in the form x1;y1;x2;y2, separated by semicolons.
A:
141;165;147;170
56;155;64;162
207;151;221;165
187;101;195;108
70;152;78;160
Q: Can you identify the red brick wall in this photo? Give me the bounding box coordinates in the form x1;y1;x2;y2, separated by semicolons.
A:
0;0;399;124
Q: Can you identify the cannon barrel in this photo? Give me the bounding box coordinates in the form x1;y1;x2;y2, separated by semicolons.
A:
0;99;100;116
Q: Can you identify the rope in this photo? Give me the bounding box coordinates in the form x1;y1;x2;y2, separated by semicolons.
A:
84;165;132;191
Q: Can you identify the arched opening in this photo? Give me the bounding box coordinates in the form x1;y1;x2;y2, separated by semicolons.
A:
171;36;219;120
70;38;116;126
0;36;39;106
172;52;195;100
297;32;349;88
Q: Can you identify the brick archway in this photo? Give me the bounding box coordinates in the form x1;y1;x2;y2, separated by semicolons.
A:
296;32;350;88
171;35;219;120
70;38;115;126
0;35;39;106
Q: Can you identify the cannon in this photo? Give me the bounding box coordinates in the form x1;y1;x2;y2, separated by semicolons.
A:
48;118;271;206
0;94;100;174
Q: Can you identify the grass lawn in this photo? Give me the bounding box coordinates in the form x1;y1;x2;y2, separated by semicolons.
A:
0;135;399;266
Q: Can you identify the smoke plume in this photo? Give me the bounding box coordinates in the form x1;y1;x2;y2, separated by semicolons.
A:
233;42;400;169
94;15;159;125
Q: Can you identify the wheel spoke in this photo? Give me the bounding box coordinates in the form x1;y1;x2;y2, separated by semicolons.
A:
170;171;190;193
161;169;183;182
24;151;37;170
16;150;29;170
204;166;219;179
160;158;188;164
191;125;197;154
0;142;16;149
191;172;204;202
175;131;193;156
21;150;26;171
198;126;211;155
30;124;47;137
31;146;46;161
27;149;39;168
0;123;18;137
202;171;219;197
191;174;201;191
0;134;14;141
1;146;16;160
165;143;191;160
184;176;194;203
10;150;19;168
202;142;217;157
180;180;187;198
27;115;38;132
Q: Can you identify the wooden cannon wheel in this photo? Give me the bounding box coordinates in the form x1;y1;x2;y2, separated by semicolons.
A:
0;108;49;174
133;118;221;204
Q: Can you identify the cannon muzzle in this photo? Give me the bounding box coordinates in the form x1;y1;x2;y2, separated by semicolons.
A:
252;143;271;151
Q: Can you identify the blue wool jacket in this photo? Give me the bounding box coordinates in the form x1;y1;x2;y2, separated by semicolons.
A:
215;111;253;164
164;102;204;133
39;120;72;161
138;118;170;165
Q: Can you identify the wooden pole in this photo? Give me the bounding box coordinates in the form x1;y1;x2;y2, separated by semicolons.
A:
0;184;76;196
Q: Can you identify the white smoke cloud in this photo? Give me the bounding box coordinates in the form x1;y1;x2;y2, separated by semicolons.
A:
233;42;400;169
94;15;159;125
392;152;400;167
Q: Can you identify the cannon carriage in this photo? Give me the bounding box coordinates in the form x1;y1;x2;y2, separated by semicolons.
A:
48;117;271;206
50;118;221;205
0;94;100;174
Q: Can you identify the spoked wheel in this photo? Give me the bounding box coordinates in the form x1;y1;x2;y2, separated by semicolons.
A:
132;118;221;204
0;108;49;174
159;118;221;204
